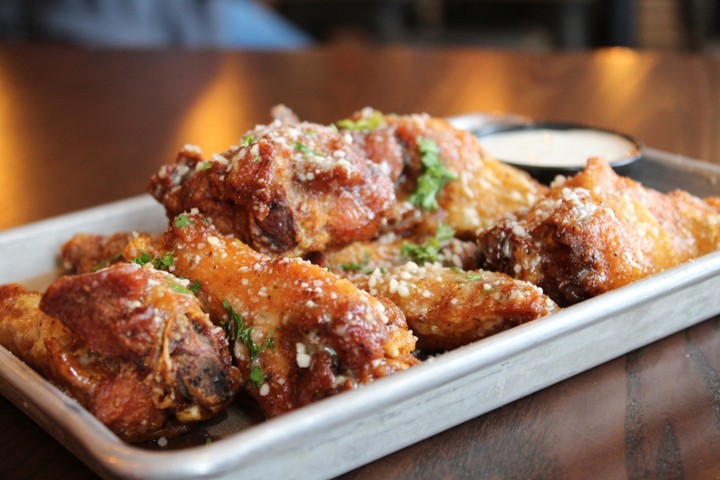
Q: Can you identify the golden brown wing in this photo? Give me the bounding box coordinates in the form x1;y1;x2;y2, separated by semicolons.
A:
149;116;396;257
354;109;546;238
0;265;241;443
344;262;558;351
123;212;418;418
478;157;720;306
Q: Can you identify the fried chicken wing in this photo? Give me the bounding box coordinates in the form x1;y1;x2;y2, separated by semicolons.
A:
477;158;720;306
342;108;547;236
340;263;558;351
149;113;396;257
123;212;418;418
0;265;241;442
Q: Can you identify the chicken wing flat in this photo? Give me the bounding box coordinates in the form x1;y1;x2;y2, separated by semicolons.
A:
149;112;396;257
478;158;720;307
342;108;548;236
0;264;241;443
341;262;558;351
122;212;418;418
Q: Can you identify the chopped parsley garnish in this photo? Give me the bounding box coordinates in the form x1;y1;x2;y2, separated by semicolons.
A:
337;253;371;272
132;252;175;271
335;111;384;131
293;142;322;157
174;213;194;228
131;251;153;266
152;253;175;270
167;280;193;296
409;138;457;211
401;223;455;264
466;272;486;281
199;161;212;171
188;280;202;294
240;134;256;147
222;299;275;388
91;251;124;272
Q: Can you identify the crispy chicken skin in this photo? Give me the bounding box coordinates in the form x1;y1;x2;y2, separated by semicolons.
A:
320;234;480;273
478;158;720;307
340;263;558;351
0;265;241;443
149;114;396;257
122;212;418;418
0;284;73;375
60;231;139;273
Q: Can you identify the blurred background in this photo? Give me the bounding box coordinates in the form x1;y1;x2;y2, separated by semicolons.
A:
0;0;718;52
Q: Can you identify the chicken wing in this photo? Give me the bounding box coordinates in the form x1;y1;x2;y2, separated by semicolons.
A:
477;157;720;306
149;111;396;257
122;212;418;418
342;108;548;237
339;262;558;351
0;264;241;442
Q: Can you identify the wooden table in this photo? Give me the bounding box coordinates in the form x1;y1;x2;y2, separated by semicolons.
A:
0;44;719;479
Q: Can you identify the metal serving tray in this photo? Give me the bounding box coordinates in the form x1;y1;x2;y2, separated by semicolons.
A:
1;147;719;480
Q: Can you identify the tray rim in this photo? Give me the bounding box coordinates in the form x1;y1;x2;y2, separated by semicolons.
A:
1;147;719;480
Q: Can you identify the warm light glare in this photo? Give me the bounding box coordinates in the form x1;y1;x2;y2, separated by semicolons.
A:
172;59;257;155
589;47;650;117
0;62;32;228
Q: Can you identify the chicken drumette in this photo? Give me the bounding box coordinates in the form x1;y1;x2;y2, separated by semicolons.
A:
0;264;241;442
478;158;720;306
149;110;396;257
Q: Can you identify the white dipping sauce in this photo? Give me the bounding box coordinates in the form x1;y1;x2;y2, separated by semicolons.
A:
478;128;639;168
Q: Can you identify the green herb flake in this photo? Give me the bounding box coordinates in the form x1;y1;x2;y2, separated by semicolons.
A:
152;253;175;271
222;299;274;388
131;251;153;266
401;223;456;265
293;142;322;157
167;280;193;296
199;161;212;171
335;111;384;131
91;251;124;272
132;251;175;271
466;272;485;281
409;138;458;211
240;134;256;147
188;280;202;294
249;366;265;386
337;252;371;272
174;213;194;228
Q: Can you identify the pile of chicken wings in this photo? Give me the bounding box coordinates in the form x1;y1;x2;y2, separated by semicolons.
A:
1;106;718;442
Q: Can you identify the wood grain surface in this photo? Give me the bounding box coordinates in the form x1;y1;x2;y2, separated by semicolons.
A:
0;44;718;480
